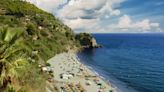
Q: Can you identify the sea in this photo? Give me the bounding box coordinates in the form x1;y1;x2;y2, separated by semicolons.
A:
78;33;164;92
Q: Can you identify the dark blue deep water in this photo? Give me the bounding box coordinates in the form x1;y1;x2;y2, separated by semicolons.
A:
78;34;164;92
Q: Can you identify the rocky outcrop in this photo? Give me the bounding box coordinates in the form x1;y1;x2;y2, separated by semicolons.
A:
75;33;102;48
90;37;102;48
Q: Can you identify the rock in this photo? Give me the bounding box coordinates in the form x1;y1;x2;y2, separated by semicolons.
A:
90;38;102;48
75;33;102;48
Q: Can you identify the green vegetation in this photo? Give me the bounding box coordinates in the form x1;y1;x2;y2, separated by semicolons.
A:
76;33;101;48
76;33;93;46
0;0;80;91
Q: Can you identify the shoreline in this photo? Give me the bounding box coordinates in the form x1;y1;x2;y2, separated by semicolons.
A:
77;57;117;88
48;52;117;92
79;60;125;92
77;52;139;92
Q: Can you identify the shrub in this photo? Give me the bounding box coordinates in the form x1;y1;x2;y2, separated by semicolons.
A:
46;62;51;66
26;23;36;35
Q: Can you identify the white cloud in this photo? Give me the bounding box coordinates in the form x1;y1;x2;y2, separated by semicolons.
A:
111;10;121;16
109;15;161;32
134;19;151;30
64;18;99;30
97;0;122;17
150;23;160;27
26;0;162;33
26;0;67;12
57;0;123;19
56;0;124;32
118;15;132;28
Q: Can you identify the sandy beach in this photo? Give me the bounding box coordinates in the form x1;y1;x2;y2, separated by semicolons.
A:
47;52;117;92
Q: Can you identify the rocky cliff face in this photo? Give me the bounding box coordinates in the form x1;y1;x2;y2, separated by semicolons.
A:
91;37;101;48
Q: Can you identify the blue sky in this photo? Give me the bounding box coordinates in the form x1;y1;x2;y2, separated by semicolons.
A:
27;0;164;33
120;0;164;28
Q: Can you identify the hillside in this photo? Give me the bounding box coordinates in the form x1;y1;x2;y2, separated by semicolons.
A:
0;0;81;91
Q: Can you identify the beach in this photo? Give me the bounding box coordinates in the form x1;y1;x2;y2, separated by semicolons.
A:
47;52;117;92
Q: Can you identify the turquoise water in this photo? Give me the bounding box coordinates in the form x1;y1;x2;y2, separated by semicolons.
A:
78;34;164;92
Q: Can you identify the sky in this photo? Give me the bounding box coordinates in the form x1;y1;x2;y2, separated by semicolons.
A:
26;0;164;33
